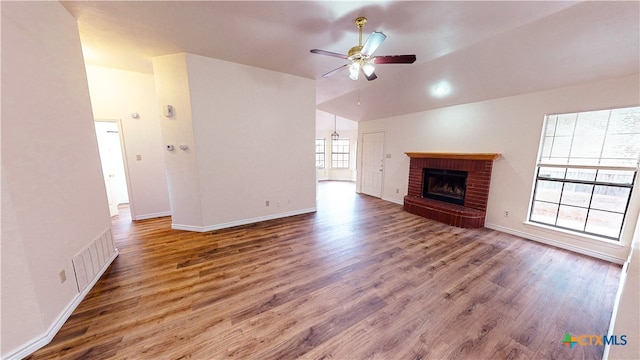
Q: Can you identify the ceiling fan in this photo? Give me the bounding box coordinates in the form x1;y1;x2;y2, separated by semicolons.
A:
310;16;416;81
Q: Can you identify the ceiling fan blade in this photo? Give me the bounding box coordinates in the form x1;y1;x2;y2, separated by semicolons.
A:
321;64;349;78
361;31;387;56
373;55;417;64
310;49;348;59
364;71;377;81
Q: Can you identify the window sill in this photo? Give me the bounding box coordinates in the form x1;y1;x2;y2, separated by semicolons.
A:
523;221;626;249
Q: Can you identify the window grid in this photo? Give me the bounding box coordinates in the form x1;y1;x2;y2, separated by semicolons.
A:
315;139;325;169
331;139;350;169
530;167;635;240
529;106;640;241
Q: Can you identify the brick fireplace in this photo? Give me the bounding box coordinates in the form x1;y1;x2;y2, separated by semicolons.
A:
403;152;500;228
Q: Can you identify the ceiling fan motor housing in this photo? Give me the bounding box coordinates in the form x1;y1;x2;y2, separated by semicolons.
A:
348;46;364;60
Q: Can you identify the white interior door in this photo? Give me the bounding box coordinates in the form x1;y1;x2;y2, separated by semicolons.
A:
95;121;129;217
360;132;385;198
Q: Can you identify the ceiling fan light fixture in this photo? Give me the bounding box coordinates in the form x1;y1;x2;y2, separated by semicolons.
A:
349;62;360;80
362;61;375;77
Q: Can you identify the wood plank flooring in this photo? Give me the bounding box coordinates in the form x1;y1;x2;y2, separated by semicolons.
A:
26;181;621;359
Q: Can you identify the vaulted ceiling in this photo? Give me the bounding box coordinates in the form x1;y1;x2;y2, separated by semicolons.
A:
61;1;639;121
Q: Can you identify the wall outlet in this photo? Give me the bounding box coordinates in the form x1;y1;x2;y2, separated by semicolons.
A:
396;188;400;194
136;154;142;161
287;196;292;203
58;270;66;284
504;210;509;217
265;200;270;207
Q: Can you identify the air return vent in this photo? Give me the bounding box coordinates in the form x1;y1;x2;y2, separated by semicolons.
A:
71;229;116;292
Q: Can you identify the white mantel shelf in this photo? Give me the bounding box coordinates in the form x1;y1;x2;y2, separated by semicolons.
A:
405;152;501;161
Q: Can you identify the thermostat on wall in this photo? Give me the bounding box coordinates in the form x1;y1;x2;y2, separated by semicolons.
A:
163;105;174;117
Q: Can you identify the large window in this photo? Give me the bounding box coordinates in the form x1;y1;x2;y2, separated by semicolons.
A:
331;138;350;169
315;139;325;169
529;106;640;240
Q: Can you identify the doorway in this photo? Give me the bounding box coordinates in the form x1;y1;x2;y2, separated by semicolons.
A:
360;132;385;198
94;120;130;217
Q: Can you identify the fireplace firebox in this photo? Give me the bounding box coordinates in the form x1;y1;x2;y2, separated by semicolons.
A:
422;168;468;205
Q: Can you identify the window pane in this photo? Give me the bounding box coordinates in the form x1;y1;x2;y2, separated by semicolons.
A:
609;107;640;134
585;210;624;239
544;115;558;136
549;136;572;162
603;106;640;166
575;109;610;128
540;136;554;159
601;134;640;165
565;169;596;181
538;167;566;179
596;170;635;185
534;180;562;203
316;139;325;168
571;112;607;162
331;139;349;169
557;205;587;231
530;201;558;224
590;185;630;213
560;183;592;208
540;115;559;162
556;113;576;135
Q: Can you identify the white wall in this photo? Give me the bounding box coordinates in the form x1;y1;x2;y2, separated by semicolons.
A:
152;54;203;228
153;53;317;231
606;213;639;359
1;2;112;357
315;110;358;182
85;65;171;220
357;74;640;263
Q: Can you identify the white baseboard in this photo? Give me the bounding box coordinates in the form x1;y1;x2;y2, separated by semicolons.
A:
382;196;404;205
5;250;119;360
485;223;625;264
134;211;172;220
172;208;317;232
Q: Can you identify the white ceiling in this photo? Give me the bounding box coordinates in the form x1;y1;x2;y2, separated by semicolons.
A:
62;1;640;121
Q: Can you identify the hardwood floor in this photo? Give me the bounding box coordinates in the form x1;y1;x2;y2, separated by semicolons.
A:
27;181;620;359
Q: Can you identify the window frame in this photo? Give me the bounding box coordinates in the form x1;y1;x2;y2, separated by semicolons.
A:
331;138;350;169
529;164;636;240
315;138;326;169
528;107;640;241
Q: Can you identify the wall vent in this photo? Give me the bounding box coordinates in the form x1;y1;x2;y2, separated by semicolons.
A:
71;229;116;292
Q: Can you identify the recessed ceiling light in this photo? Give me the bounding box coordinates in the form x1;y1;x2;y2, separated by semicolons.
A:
430;81;452;98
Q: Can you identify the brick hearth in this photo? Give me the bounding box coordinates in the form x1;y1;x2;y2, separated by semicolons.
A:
404;152;500;228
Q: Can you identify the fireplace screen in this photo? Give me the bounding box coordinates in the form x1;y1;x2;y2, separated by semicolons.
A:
422;168;468;205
